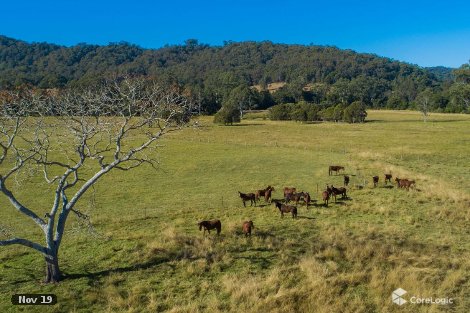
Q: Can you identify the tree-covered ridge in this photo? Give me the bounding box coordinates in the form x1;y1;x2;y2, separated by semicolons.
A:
0;35;468;114
0;35;435;87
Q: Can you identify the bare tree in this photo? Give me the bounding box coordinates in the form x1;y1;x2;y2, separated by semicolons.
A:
416;88;433;122
0;78;192;283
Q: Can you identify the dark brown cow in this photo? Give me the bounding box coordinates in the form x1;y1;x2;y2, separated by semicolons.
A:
344;175;350;186
286;191;311;208
286;191;304;204
303;192;311;209
330;185;347;202
274;201;297;218
329;165;344;176
372;176;379;187
239;191;256;207
384;174;392;184
255;186;274;202
264;187;273;203
198;220;221;235
242;221;254;236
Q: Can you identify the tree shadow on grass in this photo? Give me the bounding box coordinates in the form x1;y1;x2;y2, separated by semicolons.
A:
225;123;265;127
62;256;174;281
233;256;272;269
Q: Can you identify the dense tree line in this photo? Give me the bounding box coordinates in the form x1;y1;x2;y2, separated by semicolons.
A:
268;101;366;123
1;35;468;117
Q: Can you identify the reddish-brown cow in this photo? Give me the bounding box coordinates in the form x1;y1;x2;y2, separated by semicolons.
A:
242;221;255;236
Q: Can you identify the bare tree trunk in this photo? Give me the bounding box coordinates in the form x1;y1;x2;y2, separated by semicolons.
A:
0;78;193;285
44;251;61;283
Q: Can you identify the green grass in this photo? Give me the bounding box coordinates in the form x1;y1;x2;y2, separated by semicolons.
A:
1;110;469;312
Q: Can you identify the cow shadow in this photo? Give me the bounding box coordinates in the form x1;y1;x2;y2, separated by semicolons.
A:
254;230;276;239
297;215;316;220
255;203;271;208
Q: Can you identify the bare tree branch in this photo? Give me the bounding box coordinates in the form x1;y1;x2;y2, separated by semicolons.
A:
0;238;47;254
0;77;194;283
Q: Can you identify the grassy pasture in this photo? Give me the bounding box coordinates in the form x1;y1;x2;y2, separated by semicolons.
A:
0;110;469;312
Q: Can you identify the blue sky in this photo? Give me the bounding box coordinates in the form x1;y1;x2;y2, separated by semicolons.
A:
1;0;469;67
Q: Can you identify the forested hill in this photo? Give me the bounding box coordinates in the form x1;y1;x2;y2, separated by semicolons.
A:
0;35;437;87
0;35;467;113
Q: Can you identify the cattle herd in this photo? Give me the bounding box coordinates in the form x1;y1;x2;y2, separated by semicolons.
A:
198;165;417;236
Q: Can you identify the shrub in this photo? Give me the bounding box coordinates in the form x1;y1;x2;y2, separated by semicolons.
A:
214;104;240;125
343;101;367;123
269;103;293;120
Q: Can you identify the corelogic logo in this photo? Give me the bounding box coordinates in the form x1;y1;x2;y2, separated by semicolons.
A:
392;288;407;306
392;287;454;306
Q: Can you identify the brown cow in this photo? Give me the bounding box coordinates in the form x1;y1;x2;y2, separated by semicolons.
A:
344;175;350;186
395;178;415;191
304;192;311;209
239;191;256;207
286;191;304;204
242;221;254;236
406;180;416;190
283;187;296;199
198;220;221;235
395;177;407;188
330;185;347;202
329;165;344;176
384;174;392;184
274;201;297;218
286;191;311;208
322;190;330;207
282;187;297;197
264;187;273;203
255;186;274;202
372;176;379;187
